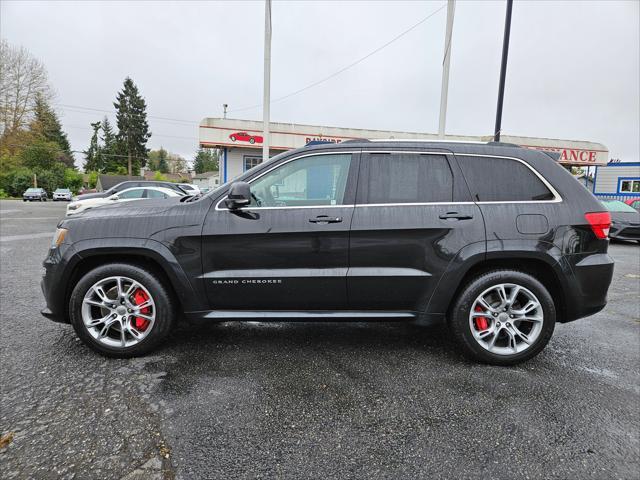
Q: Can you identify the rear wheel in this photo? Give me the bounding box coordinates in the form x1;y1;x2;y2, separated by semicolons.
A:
449;270;555;366
69;263;175;357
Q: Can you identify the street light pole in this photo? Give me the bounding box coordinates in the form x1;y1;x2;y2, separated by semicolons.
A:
438;0;456;139
493;0;513;142
262;0;272;163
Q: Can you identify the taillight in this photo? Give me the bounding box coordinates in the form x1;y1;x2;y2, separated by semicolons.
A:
585;212;611;239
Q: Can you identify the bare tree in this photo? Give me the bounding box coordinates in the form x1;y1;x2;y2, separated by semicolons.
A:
0;39;52;136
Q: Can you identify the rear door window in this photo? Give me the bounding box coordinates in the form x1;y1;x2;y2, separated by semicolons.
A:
358;153;453;204
457;156;555;201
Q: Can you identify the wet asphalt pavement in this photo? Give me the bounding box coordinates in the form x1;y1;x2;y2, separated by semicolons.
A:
1;200;638;479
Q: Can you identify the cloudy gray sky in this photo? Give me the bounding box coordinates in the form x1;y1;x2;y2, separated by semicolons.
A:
2;0;638;165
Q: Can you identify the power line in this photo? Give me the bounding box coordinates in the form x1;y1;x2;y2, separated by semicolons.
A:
55;103;198;126
228;2;447;114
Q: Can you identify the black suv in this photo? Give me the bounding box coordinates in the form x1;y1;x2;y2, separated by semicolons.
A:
41;141;614;365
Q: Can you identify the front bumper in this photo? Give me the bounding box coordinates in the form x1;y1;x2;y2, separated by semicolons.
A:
41;244;76;324
610;224;640;241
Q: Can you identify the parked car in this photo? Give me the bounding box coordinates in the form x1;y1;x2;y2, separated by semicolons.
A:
53;188;73;201
41;140;614;365
66;186;183;216
75;181;187;201
23;188;47;201
624;197;640;211
601;200;640;243
229;131;263;144
178;183;201;195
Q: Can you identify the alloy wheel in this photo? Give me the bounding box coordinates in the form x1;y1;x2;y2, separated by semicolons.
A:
468;283;544;356
81;276;156;348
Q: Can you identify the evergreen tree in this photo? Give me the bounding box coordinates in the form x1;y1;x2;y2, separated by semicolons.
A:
113;77;151;176
100;116;120;173
30;93;74;167
157;147;169;173
83;121;102;172
193;147;219;174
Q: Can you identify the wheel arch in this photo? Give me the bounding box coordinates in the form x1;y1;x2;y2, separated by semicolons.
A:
63;240;206;322
427;242;569;322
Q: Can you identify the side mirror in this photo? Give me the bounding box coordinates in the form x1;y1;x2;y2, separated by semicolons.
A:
109;195;119;201
225;181;251;210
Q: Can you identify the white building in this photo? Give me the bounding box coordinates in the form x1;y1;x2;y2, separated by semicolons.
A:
192;171;220;191
199;118;609;184
592;162;640;200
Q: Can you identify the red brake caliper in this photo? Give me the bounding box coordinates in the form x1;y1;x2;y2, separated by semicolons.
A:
474;305;489;331
131;289;151;332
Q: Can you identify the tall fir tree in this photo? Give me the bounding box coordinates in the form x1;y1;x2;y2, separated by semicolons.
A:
30;93;75;167
193;147;219;174
83;121;102;172
113;77;151;176
100;116;119;173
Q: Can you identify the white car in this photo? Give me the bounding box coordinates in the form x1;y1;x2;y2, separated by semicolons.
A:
178;183;201;195
66;186;183;216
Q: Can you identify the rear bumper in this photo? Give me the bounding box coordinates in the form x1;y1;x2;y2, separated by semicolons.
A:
561;253;615;322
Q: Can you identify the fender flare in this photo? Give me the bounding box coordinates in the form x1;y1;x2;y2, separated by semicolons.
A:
63;237;208;313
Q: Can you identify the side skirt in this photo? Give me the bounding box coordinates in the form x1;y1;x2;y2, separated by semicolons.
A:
185;310;419;322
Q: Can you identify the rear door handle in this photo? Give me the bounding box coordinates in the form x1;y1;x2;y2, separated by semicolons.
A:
439;212;474;221
309;215;343;224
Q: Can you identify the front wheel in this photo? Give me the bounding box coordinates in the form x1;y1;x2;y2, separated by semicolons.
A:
69;263;176;357
449;270;555;366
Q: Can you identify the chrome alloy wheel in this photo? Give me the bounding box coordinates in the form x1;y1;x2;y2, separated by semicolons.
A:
468;283;544;356
81;276;156;348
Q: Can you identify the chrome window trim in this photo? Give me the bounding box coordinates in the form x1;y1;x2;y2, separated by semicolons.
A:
215;150;562;211
456;153;563;204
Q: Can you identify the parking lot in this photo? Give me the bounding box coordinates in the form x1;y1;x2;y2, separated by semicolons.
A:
1;199;638;479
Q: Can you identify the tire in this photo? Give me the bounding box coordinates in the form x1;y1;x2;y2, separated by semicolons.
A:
448;270;555;366
249;137;255;144
230;135;236;141
69;263;176;357
23;199;26;202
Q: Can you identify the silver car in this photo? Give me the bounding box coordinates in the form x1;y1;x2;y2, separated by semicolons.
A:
53;188;73;201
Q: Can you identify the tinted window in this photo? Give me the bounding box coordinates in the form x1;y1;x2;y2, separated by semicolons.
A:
118;189;146;199
458;156;554;201
249;154;352;207
360;153;453;204
146;190;167;199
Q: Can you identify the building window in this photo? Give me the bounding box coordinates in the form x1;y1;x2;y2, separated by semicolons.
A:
619;178;640;193
244;156;262;172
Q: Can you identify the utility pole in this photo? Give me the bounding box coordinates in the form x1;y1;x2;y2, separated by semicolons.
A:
262;0;272;163
494;0;513;142
438;0;456;139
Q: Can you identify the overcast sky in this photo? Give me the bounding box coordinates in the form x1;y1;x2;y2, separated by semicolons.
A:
2;0;638;165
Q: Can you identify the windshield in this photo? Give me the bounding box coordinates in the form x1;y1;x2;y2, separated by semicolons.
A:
601;200;638;213
26;188;39;192
55;189;70;193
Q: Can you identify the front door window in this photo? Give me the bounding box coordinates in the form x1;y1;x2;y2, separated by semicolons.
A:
249;154;352;207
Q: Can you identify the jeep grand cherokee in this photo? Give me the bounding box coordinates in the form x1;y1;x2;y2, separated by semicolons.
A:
41;141;614;365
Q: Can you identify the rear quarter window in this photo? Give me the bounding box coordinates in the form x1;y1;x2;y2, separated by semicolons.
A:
457;156;555;202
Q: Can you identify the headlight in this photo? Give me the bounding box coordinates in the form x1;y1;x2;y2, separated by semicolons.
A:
51;228;68;248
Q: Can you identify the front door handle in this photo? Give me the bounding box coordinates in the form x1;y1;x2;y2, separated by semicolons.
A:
309;215;343;224
439;212;474;221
